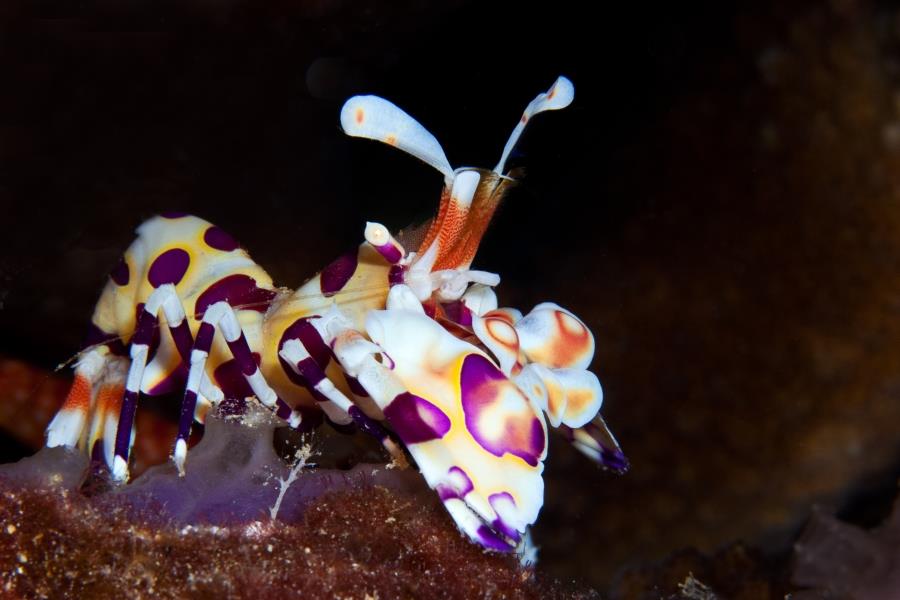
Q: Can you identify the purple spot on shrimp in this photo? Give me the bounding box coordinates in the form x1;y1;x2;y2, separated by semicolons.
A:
436;466;474;501
110;257;129;286
320;249;358;297
148;248;190;288
492;519;520;544
475;525;515;552
489;492;522;543
382;392;451;445
442;301;473;327
193;274;276;319
203;226;240;252
160;211;188;219
213;353;261;400
460;353;545;467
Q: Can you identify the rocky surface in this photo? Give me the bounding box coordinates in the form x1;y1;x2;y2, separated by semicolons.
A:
792;494;900;599
0;407;595;599
0;482;594;599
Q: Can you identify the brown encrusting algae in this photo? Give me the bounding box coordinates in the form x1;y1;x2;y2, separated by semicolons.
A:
0;407;595;599
0;484;593;599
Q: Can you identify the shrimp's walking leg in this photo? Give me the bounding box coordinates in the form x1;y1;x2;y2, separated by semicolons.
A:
110;284;223;481
279;339;406;466
46;347;108;449
173;300;298;475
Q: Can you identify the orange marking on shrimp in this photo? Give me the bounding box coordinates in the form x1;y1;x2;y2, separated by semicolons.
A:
565;388;594;415
557;311;589;340
355;108;365;124
96;384;124;415
434;201;469;266
444;177;509;271
530;310;592;368
544;377;565;418
483;309;516;325
485;318;518;348
434;203;495;270
418;188;452;255
62;374;92;412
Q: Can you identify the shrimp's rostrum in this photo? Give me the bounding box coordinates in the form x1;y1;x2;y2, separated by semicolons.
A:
45;76;628;552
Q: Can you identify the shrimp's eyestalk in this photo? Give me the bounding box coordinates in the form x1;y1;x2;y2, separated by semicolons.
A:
364;221;406;265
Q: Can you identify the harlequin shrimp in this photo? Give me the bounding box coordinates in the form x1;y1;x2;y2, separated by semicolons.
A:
44;76;628;551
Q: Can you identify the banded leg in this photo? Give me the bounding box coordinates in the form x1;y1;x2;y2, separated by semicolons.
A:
87;356;128;469
174;300;298;474
110;284;222;481
141;284;224;407
46;347;108;448
279;339;406;466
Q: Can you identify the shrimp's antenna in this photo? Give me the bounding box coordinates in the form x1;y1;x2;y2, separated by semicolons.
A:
494;76;575;175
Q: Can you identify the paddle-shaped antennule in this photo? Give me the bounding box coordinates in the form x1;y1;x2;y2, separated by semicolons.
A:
341;95;455;186
343;79;575;279
494;75;575;175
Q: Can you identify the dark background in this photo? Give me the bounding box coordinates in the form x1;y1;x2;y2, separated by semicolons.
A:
2;0;900;594
0;0;733;355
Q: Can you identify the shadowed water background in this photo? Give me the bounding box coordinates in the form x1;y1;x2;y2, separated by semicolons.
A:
1;1;900;596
